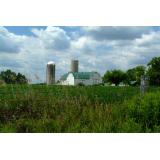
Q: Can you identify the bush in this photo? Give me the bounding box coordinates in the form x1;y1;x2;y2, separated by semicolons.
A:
0;80;5;86
127;92;160;132
77;82;85;86
120;118;142;133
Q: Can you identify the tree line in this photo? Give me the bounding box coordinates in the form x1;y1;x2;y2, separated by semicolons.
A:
0;56;160;86
0;70;28;84
103;56;160;86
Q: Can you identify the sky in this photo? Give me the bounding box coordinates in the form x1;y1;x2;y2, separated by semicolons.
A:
0;26;160;83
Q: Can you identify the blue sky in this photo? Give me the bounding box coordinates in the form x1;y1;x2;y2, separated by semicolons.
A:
5;26;46;36
5;26;83;37
0;26;160;83
4;26;159;35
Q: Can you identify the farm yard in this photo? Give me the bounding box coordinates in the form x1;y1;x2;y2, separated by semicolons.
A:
0;84;160;133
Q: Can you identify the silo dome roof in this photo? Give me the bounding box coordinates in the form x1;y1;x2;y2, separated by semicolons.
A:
47;61;55;65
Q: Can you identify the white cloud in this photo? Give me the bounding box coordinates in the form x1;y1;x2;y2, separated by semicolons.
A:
31;26;71;50
1;26;160;83
0;27;26;53
135;31;160;47
83;26;152;40
70;27;160;72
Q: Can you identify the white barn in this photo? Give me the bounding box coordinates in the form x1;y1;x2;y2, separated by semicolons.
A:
60;72;102;86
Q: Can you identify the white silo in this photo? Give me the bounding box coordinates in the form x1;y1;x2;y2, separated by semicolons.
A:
71;59;79;72
46;61;55;85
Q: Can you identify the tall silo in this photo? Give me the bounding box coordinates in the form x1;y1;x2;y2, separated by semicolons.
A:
46;61;55;85
71;60;79;72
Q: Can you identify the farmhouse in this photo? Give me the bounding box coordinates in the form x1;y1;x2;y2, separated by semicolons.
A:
60;71;102;86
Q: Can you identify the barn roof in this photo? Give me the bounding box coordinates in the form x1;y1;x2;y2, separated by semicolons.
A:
60;72;99;80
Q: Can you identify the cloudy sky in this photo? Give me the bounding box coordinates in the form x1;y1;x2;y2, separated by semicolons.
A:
0;26;160;83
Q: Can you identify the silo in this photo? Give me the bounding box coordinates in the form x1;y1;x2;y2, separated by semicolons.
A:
46;61;55;85
71;60;79;72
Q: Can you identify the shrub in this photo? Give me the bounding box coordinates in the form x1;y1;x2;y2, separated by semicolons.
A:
77;82;85;86
0;79;5;85
120;118;142;133
127;92;160;132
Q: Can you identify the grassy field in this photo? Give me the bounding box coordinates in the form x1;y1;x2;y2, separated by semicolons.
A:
0;84;160;133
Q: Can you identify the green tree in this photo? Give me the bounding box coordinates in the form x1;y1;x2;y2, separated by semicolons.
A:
126;68;136;85
103;69;127;86
16;73;28;84
0;70;28;84
0;70;17;84
126;65;145;86
147;57;160;86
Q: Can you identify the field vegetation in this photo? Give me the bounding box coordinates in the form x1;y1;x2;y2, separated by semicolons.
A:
0;56;160;132
0;85;160;133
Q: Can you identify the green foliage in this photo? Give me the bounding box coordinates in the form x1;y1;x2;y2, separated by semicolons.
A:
103;70;127;86
127;92;160;132
102;56;160;86
147;57;160;86
0;70;17;84
0;70;28;84
103;66;145;86
77;82;85;86
0;85;160;132
16;73;28;84
120;118;142;133
126;65;146;86
0;79;5;86
0;123;16;133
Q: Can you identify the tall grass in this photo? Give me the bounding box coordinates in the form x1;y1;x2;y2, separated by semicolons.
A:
0;85;159;132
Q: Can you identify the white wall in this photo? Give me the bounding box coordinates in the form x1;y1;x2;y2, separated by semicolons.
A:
74;73;102;86
67;73;75;85
75;79;92;85
91;73;102;85
60;72;102;86
60;73;75;85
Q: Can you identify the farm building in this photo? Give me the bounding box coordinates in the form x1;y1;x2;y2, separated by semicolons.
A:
46;59;102;86
60;71;102;86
